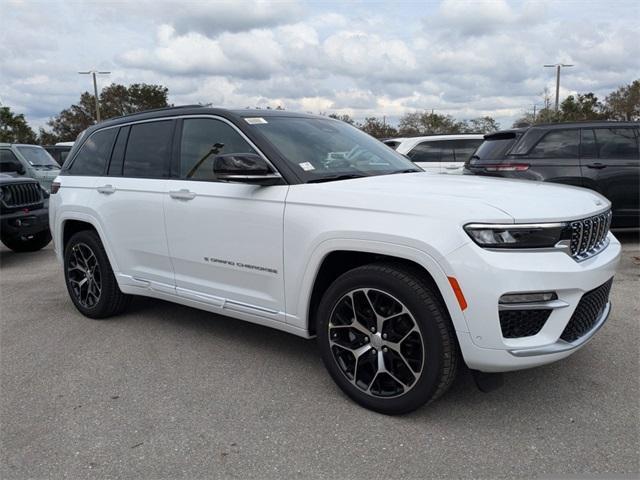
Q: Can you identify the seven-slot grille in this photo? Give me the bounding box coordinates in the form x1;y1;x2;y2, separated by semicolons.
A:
569;210;612;261
0;182;43;208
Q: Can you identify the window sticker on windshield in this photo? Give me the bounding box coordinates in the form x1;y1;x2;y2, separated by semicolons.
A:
299;162;315;171
245;117;268;125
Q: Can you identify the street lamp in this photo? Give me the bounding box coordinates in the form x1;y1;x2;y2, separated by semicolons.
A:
78;70;111;122
543;63;574;113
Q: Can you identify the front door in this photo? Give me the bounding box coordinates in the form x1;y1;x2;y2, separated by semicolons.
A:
164;117;288;319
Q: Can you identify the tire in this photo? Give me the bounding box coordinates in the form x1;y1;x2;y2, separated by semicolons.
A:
63;230;130;319
1;230;51;252
317;262;459;415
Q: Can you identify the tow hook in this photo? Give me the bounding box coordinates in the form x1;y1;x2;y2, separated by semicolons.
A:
471;370;504;393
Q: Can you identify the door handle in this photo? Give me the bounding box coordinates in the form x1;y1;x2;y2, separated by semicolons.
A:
169;189;197;200
586;163;606;169
444;165;459;170
97;184;116;194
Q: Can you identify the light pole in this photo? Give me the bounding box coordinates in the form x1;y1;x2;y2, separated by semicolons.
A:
543;63;573;113
78;70;110;122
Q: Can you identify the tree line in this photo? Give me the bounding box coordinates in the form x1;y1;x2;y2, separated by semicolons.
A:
1;79;638;145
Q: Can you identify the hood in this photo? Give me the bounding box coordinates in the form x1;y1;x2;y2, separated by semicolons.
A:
294;172;610;223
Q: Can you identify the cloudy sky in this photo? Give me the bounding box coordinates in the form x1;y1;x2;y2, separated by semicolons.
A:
1;0;639;130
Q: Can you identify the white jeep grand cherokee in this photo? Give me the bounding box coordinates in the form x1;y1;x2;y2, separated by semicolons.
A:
50;107;621;414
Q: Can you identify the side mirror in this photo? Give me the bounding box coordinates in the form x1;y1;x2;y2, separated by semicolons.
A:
213;153;282;186
16;164;26;175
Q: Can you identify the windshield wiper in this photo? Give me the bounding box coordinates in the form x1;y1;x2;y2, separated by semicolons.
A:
307;173;368;184
389;168;420;174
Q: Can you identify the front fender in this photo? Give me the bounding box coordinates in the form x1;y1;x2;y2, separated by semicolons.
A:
285;237;471;335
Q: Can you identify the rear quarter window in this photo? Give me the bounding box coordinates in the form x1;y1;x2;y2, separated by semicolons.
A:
527;129;579;159
68;128;117;176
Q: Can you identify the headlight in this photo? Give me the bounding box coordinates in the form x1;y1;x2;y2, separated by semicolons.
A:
464;223;570;249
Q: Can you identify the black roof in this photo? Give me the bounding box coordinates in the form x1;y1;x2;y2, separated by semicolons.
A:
92;105;321;132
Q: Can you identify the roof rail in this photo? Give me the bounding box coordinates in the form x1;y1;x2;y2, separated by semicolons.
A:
109;104;204;121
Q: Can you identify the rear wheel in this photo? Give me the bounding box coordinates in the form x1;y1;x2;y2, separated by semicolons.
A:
1;230;51;252
317;262;458;414
64;230;130;319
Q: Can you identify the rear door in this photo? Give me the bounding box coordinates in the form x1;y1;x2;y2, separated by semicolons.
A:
580;126;640;228
93;120;176;293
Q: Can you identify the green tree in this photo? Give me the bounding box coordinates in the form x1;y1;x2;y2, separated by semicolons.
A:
398;111;464;135
41;83;170;142
357;117;398;138
604;79;640;121
328;113;355;125
464;116;500;134
0;104;37;143
559;93;604;121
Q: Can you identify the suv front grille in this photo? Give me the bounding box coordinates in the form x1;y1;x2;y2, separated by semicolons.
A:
560;278;613;343
499;309;551;338
569;210;612;261
0;182;43;208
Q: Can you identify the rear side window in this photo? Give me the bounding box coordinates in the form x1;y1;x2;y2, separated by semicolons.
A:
68;128;117;176
408;141;445;163
594;128;638;160
123;121;174;178
179;118;256;180
528;129;579;158
451;139;483;162
384;141;400;150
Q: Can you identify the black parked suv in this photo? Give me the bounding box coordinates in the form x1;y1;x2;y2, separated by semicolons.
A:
0;174;51;252
464;122;640;228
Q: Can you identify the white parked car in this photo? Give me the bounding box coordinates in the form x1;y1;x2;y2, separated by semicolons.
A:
50;107;620;414
384;134;484;174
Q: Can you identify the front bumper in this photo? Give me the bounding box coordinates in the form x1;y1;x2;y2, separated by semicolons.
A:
447;233;621;372
1;207;50;238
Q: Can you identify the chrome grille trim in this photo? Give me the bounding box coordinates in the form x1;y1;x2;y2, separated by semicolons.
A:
569;210;612;261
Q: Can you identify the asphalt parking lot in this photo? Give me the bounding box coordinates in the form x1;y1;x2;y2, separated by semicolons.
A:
1;234;638;479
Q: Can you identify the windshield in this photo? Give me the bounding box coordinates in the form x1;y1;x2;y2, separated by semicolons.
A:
468;133;520;164
249;117;420;182
17;146;60;169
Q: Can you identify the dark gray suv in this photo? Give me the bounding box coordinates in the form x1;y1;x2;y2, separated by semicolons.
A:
465;122;640;228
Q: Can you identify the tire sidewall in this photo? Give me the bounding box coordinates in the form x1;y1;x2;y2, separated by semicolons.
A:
317;266;449;414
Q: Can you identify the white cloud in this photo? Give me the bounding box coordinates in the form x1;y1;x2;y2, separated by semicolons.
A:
0;0;638;130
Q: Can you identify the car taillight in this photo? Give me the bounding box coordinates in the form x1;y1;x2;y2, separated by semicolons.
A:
51;181;61;194
483;163;529;172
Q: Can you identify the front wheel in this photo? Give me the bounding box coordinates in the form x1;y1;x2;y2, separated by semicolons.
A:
317;262;459;414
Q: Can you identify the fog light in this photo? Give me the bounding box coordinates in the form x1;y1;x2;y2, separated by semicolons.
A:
499;292;557;304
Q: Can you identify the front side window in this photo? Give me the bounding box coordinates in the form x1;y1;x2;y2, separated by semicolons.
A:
248;116;419;182
16;146;59;169
123;121;174;178
179;118;256;180
594;128;638;160
68;128;117;176
528;129;579;158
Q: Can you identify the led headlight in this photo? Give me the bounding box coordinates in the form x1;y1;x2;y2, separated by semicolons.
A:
464;223;571;249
